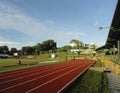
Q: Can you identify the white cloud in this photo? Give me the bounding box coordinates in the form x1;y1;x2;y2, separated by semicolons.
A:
0;35;35;49
0;3;49;37
0;40;35;49
0;3;86;48
66;32;86;37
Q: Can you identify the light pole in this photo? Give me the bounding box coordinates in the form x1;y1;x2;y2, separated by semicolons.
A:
99;26;110;30
99;26;120;31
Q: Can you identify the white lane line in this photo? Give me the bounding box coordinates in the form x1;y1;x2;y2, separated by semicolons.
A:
25;63;85;93
0;64;60;79
0;60;63;78
0;67;43;79
0;62;68;79
0;66;41;76
0;63;73;84
0;63;78;92
57;61;95;93
39;60;58;63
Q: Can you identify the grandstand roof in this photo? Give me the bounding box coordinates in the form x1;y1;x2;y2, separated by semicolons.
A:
105;0;120;48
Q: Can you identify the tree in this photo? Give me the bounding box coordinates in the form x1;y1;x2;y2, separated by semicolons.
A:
42;40;56;52
70;39;80;44
0;45;9;54
61;45;72;52
21;39;57;55
34;43;44;54
70;39;84;49
0;46;3;54
21;46;34;55
10;48;18;55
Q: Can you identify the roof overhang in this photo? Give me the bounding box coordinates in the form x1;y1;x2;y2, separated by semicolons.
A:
105;0;120;48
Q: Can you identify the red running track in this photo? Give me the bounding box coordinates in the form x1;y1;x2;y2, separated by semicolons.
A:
0;59;95;93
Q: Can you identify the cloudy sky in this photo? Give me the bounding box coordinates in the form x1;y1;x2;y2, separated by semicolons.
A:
0;0;117;49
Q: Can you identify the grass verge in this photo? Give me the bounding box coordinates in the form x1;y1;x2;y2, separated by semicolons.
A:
66;70;108;93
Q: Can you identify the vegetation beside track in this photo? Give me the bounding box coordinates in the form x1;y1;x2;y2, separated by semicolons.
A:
66;61;108;93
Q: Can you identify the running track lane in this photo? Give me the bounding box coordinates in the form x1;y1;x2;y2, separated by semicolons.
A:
0;59;95;93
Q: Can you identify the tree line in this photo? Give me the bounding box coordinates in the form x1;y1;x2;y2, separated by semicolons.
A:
22;40;57;55
0;39;90;56
0;39;57;56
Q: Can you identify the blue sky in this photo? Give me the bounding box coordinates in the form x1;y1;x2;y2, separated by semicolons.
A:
0;0;117;49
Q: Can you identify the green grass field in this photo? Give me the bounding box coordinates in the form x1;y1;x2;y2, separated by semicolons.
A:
0;53;70;65
0;58;64;72
0;59;63;73
0;59;39;66
0;53;73;72
93;60;102;67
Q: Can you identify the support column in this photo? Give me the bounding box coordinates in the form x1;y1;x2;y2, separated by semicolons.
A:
113;45;115;61
117;40;120;63
110;48;112;60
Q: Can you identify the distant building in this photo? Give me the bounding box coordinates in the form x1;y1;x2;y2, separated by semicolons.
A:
88;43;96;49
80;49;95;54
69;42;77;47
70;49;81;54
84;43;96;49
0;54;9;58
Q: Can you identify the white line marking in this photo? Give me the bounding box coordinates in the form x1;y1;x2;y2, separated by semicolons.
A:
0;65;40;76
57;61;95;93
0;62;68;79
0;63;78;92
0;60;62;78
25;63;85;93
39;60;58;63
0;63;59;79
0;63;73;84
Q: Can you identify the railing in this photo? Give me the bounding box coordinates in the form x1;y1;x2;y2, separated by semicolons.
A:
100;58;120;78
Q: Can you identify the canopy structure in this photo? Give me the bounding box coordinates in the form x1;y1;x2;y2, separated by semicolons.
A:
105;0;120;48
